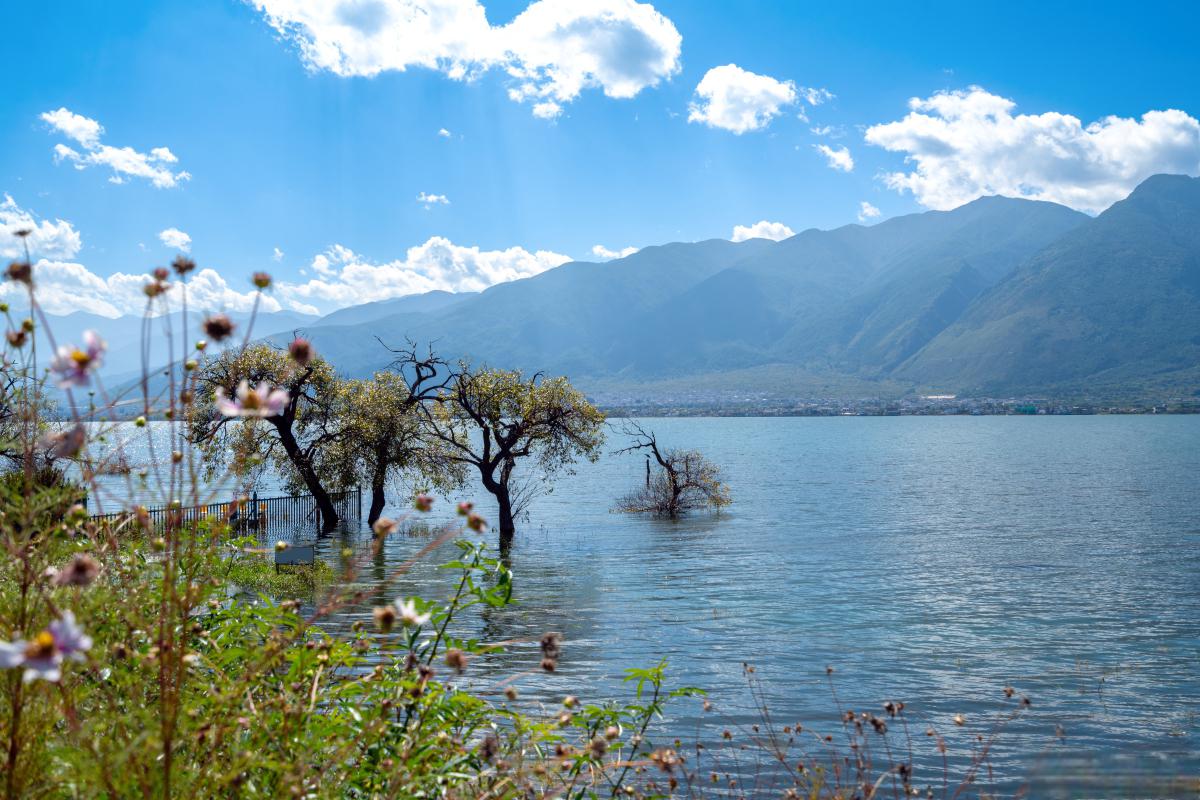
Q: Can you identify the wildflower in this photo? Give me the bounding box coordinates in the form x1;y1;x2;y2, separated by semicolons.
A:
6;330;26;348
456;501;473;516
373;605;396;632
39;423;86;458
590;736;608;758
49;331;106;388
6;260;32;285
0;611;92;683
54;554;100;587
202;313;235;342
171;255;196;276
372;517;398;537
288;338;312;367
504;686;518;701
252;271;272;289
152;267;170;282
215;380;289;418
953;713;966;726
444;648;467;672
413;493;434;512
466;512;486;532
604;725;620;740
143;280;166;298
479;734;499;762
395;598;430;627
540;631;562;661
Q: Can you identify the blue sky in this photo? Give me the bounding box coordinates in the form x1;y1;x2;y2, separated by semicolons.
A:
3;0;1200;316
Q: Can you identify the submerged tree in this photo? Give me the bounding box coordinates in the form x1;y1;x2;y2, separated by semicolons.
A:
615;422;731;519
423;366;606;551
317;370;462;526
190;341;344;530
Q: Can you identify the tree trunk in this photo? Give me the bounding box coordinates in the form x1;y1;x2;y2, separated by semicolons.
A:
367;481;386;527
272;421;338;532
495;487;515;555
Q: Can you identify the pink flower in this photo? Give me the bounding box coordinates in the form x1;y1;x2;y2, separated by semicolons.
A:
49;331;105;388
413;494;434;512
0;611;92;683
215;380;289;418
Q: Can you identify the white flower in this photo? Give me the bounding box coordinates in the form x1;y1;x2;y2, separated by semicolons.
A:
395;598;431;628
49;330;105;388
0;611;92;683
215;380;289;418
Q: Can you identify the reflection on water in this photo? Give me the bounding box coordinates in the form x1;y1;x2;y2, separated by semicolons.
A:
92;416;1200;790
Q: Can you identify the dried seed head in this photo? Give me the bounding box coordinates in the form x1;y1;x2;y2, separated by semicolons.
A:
153;267;170;282
252;271;272;289
590;737;608;758
171;255;196;276
55;553;100;586
444;647;467;673
504;686;518;701
288;338;312;366
373;605;396;632
6;261;32;285
202;313;235;342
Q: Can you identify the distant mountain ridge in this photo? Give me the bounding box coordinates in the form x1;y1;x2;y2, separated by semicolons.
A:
74;174;1200;404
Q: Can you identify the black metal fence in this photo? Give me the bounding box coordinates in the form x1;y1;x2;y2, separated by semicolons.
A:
89;487;362;540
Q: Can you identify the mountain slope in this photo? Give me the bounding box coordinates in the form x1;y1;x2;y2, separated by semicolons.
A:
901;174;1200;395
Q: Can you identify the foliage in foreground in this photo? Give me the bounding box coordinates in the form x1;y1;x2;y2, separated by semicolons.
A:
0;245;1052;799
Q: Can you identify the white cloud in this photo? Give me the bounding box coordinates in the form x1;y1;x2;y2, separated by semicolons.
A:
272;247;285;262
688;64;796;134
41;107;191;189
591;244;638;260
277;237;570;314
815;143;854;172
799;87;834;106
731;220;794;242
0;198;277;317
158;227;192;252
252;0;681;118
437;127;452;137
417;191;450;207
857;201;881;222
1;195;82;260
0;261;278;319
864;86;1200;213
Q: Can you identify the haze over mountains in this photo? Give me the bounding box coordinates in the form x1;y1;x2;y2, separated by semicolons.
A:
56;174;1200;405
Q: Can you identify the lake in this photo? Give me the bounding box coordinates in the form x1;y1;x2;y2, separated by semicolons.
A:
91;416;1200;794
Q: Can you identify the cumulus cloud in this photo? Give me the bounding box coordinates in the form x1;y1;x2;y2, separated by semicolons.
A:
252;0;681;118
688;64;796;134
41;107;191;189
731;220;794;242
815;143;854;172
0;198;277;317
158;227;192;252
1;195;82;260
864;86;1200;213
0;260;276;319
276;237;570;314
591;244;638;260
857;201;881;222
417;191;450;207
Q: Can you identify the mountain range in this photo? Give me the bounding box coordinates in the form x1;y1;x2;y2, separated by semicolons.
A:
36;174;1200;405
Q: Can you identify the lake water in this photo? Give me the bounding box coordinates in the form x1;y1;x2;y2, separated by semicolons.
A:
92;416;1200;795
